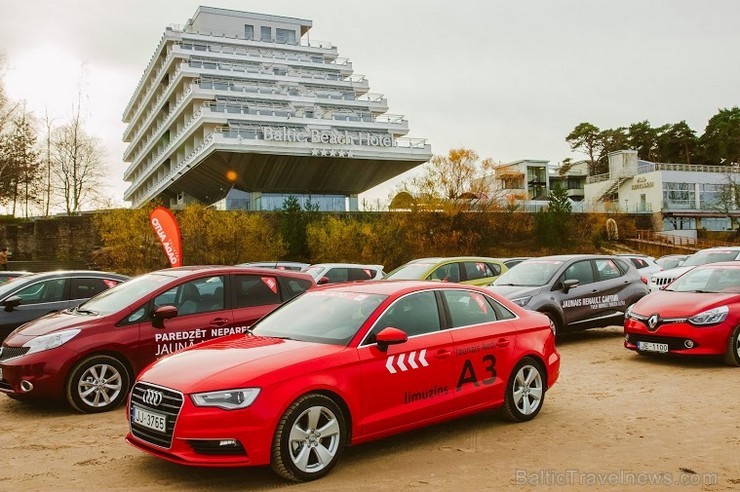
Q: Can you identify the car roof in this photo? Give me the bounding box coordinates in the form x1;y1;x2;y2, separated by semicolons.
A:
17;270;128;280
694;261;740;268
407;256;504;264
308;263;384;269
311;279;484;296
524;254;620;262
147;265;314;281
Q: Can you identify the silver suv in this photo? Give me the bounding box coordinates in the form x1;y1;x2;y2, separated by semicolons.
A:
489;255;649;336
649;247;740;291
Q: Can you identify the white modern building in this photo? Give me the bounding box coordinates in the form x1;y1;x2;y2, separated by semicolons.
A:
480;159;588;212
585;150;740;231
122;6;431;211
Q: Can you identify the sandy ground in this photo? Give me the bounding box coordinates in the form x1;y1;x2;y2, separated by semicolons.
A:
1;326;738;492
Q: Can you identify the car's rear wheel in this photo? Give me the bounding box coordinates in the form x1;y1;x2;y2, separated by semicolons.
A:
271;393;346;482
502;357;545;422
66;355;130;413
541;311;560;338
724;326;740;367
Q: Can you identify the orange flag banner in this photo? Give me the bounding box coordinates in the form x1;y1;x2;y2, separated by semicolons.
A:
150;206;183;267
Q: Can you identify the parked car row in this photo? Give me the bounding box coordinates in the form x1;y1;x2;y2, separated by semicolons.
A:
1;243;738;483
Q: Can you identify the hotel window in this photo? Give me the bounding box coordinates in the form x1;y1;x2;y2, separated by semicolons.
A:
244;24;254;40
276;28;297;45
261;26;272;42
699;183;728;210
663;182;695;209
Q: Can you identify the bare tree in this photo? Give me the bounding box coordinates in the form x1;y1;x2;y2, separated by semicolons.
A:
713;169;740;230
41;109;55;216
51;104;107;215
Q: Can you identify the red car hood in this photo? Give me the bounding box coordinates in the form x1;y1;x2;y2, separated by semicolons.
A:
5;310;95;343
138;334;349;393
633;291;738;318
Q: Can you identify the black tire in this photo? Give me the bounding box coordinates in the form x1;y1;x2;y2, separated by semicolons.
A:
502;357;546;423
541;311;561;338
724;326;740;367
271;393;347;482
66;355;130;413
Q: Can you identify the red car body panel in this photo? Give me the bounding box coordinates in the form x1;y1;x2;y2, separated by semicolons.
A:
0;267;315;403
624;272;740;357
125;281;560;468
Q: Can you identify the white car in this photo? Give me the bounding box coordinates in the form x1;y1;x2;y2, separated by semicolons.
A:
617;254;662;277
305;263;385;284
649;247;740;291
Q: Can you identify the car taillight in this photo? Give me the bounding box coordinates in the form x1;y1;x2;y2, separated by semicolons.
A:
640;276;648;284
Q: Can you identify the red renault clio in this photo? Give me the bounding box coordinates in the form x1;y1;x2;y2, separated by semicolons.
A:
0;266;314;413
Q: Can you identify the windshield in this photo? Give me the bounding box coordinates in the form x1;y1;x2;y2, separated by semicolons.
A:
385;263;434;280
656;257;683;270
494;260;564;287
0;273;44;299
304;266;324;280
682;250;739;267
75;273;174;315
252;291;387;345
666;266;740;293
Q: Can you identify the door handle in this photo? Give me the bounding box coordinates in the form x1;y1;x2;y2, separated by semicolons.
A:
209;318;230;327
435;349;453;359
496;338;510;348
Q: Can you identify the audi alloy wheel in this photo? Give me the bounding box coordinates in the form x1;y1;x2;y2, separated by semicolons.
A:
66;355;130;413
272;393;346;482
503;357;546;422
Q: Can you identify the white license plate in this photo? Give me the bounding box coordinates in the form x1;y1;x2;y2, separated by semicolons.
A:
0;367;3;380
638;341;669;353
131;404;167;433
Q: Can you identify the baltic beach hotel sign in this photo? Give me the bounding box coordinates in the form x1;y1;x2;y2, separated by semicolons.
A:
262;127;395;147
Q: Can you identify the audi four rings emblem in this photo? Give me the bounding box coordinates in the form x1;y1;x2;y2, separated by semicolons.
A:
143;389;164;407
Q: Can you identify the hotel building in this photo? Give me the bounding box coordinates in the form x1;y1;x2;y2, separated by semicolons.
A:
122;7;431;211
585;150;740;231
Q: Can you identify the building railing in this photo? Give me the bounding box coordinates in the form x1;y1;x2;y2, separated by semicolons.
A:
637;162;738;175
631;229;737;250
172;25;336;51
586;173;610;184
177;41;347;67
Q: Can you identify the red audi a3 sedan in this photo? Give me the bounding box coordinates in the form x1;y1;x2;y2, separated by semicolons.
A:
126;281;560;482
0;266;315;412
624;262;740;365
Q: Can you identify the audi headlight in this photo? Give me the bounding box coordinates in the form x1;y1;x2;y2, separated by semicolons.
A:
191;388;260;410
511;296;532;307
22;329;81;355
688;305;729;326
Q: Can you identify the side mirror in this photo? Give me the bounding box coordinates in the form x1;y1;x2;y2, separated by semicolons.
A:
3;295;22;312
375;327;408;352
562;279;579;294
317;276;330;285
151;305;178;329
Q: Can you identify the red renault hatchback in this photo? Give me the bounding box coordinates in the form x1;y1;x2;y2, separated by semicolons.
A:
0;266;315;412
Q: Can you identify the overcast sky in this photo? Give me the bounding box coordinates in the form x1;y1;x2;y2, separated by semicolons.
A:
2;0;739;208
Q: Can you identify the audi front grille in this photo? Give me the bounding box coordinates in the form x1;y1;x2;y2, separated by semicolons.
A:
130;382;184;449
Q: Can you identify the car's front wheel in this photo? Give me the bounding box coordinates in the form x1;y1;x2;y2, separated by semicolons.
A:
66;355;130;413
271;393;347;482
502;357;546;422
724;326;740;367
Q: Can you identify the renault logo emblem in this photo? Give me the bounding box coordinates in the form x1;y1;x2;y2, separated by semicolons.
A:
647;314;660;331
143;388;164;407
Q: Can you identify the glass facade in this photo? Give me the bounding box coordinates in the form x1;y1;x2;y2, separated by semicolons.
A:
699;183;723;210
219;189;351;211
663;182;695;209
